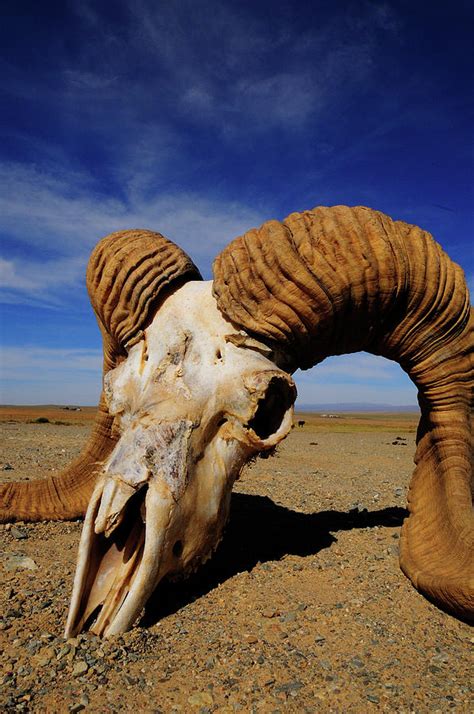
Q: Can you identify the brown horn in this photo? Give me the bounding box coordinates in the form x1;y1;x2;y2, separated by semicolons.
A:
212;205;473;620
1;230;201;522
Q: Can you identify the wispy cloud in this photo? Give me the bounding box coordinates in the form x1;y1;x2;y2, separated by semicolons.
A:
0;255;84;302
0;347;417;408
2;0;471;410
1;346;102;375
0;160;265;305
49;0;401;144
295;353;417;406
0;347;103;404
299;353;403;382
122;0;398;134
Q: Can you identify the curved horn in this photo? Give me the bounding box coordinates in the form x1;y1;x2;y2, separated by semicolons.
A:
1;230;201;522
212;205;473;620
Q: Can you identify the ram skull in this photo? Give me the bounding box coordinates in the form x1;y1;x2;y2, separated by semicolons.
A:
65;281;295;637
2;206;472;632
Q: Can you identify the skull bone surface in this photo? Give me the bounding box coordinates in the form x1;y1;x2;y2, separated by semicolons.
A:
66;281;296;637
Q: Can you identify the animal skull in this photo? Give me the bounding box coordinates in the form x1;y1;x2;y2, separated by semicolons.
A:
3;206;471;631
66;281;296;637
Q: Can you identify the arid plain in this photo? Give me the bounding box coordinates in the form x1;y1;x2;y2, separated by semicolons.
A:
1;407;472;712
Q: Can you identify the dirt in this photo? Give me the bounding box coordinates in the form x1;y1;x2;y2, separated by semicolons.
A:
0;410;472;713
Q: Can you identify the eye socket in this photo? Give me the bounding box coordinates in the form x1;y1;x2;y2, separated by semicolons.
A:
246;376;295;440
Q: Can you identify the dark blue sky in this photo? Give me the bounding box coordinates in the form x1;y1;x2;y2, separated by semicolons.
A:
1;0;473;404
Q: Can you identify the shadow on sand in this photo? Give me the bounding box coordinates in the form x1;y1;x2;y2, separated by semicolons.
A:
141;493;407;627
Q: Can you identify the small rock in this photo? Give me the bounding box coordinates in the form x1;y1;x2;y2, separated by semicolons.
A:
40;632;55;640
72;660;88;677
275;681;304;694
367;694;379;703
314;635;326;644
11;526;28;540
57;644;71;660
187;691;214;707
244;634;258;644
2;463;14;470
35;651;54;666
4;554;38;571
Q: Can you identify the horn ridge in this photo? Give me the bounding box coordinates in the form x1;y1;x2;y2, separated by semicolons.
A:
1;230;201;522
213;204;473;619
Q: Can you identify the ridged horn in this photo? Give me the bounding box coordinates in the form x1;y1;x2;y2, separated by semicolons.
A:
213;205;473;620
1;230;201;522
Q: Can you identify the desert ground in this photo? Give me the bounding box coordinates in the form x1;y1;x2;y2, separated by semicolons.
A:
0;406;472;713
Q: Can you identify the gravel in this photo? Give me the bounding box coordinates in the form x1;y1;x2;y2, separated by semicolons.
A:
0;417;472;712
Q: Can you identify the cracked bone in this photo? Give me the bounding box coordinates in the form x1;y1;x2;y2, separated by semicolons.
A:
65;281;296;637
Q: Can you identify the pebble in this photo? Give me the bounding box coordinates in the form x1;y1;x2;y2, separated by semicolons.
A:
72;660;89;677
275;681;304;694
69;697;89;714
3;554;38;571
1;421;471;713
367;694;380;703
280;611;297;623
187;692;214;707
11;526;28;540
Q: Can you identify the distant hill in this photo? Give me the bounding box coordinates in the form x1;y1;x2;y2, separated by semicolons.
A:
296;402;419;413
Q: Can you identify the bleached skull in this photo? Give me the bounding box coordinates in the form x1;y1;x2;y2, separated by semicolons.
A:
66;281;296;636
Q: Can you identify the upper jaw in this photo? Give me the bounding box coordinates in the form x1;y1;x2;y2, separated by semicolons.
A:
65;474;175;638
64;372;296;638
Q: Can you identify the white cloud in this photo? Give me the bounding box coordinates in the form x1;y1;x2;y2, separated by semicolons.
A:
295;353;417;406
295;380;417;407
1;346;102;375
0;347;103;405
0;160;265;304
299;353;402;382
66;0;400;135
0;347;417;408
0;255;84;299
0;162;125;252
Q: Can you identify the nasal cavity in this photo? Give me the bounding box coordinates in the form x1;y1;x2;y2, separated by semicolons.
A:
247;376;295;440
173;540;183;558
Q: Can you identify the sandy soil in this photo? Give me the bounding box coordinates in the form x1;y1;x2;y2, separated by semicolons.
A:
0;409;472;713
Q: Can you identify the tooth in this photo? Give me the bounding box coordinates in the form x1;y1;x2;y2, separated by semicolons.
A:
94;478;138;537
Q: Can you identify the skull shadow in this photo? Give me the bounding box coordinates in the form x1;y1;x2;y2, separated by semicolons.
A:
141;492;407;627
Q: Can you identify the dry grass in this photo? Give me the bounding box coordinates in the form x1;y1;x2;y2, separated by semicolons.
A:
0;405;419;432
0;405;97;425
293;410;419;433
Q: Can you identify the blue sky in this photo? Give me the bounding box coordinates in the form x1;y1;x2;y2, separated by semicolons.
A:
1;0;472;407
